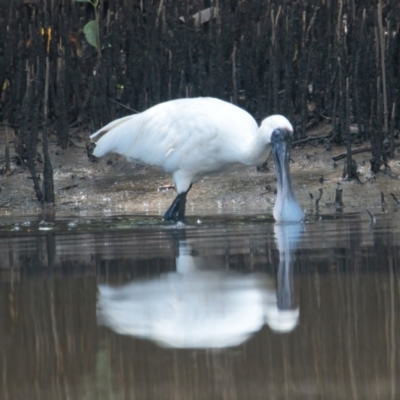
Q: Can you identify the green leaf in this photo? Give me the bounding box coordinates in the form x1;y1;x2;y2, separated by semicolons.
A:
75;0;91;2
83;20;99;51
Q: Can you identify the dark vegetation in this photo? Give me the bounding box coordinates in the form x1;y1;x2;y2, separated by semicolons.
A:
0;0;399;204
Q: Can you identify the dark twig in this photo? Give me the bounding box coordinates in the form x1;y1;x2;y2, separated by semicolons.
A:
5;126;10;172
332;140;400;161
334;186;343;208
390;193;400;205
292;133;332;146
315;188;323;207
43;56;54;203
105;96;139;113
377;0;388;136
366;209;376;225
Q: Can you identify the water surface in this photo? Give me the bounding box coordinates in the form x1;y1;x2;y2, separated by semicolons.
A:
0;211;399;399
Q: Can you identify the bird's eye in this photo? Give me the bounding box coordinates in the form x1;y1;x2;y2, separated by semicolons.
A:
271;128;292;144
271;128;284;143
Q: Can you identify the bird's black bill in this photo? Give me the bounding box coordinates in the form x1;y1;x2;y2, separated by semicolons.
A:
270;128;304;222
271;129;294;200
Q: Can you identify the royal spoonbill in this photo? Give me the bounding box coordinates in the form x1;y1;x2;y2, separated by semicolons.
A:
90;97;303;223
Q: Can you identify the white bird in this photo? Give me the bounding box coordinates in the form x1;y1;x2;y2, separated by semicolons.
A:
90;97;303;223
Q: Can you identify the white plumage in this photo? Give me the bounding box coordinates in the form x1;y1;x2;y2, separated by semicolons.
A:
91;97;303;223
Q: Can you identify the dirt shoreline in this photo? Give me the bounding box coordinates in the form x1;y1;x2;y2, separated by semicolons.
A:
1;128;399;220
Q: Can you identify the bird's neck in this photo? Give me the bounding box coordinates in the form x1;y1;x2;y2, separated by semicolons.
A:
240;130;271;166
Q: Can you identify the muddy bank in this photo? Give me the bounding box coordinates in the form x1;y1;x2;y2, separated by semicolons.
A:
0;127;400;220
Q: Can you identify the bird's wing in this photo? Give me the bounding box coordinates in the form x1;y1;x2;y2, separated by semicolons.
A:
90;98;258;174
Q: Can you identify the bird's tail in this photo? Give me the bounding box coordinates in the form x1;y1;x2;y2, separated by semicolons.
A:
90;114;135;143
90;114;138;157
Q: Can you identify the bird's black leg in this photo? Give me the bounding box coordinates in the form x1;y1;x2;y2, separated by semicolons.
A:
163;194;181;221
177;192;187;223
163;185;192;223
177;185;192;223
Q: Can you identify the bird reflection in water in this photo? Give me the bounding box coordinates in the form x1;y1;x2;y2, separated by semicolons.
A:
97;223;303;349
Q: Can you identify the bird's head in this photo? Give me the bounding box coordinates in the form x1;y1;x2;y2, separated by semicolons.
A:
260;115;303;223
259;115;294;146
